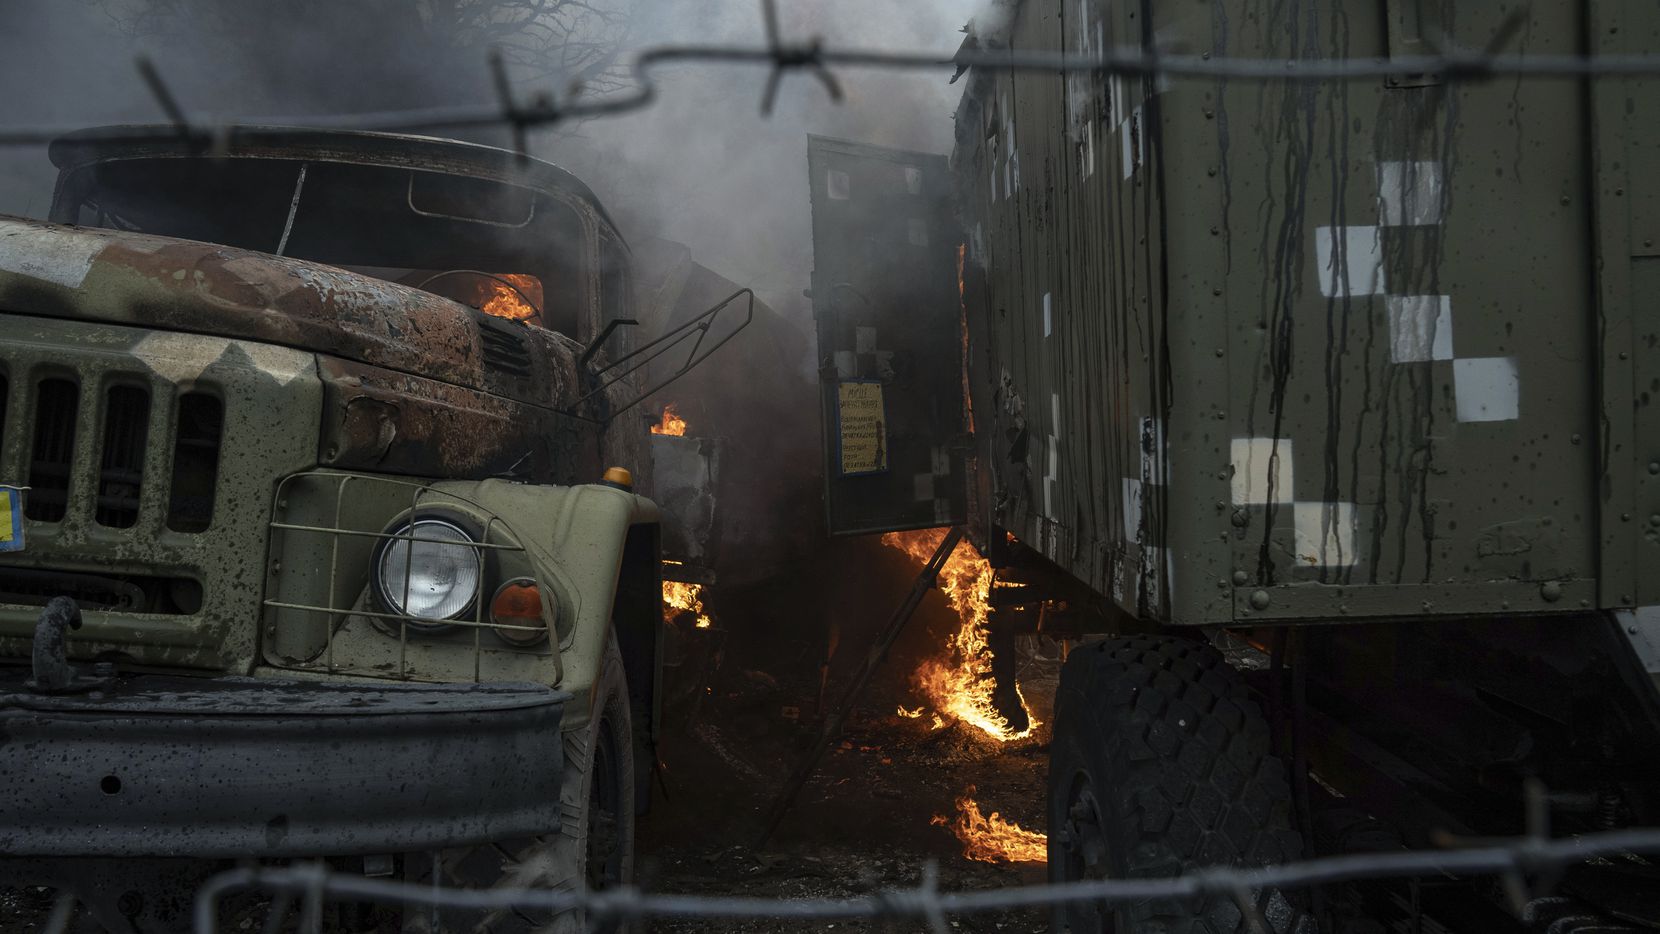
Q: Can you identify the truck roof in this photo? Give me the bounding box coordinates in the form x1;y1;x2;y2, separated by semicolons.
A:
47;124;619;233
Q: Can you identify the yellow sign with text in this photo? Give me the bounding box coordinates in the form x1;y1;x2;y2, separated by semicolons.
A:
837;381;887;475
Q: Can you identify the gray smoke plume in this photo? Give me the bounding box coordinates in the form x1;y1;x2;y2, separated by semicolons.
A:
0;1;980;298
543;0;979;345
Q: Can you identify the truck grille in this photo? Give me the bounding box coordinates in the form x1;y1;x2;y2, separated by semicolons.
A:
96;385;151;529
168;392;223;533
0;372;223;534
26;379;79;523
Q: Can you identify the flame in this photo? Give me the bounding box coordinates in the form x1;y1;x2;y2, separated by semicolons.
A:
651;404;688;437
898;706;946;730
933;789;1046;864
881;529;1037;742
480;274;542;322
663;580;712;629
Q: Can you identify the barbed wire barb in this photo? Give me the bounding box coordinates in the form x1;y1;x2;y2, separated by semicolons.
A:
1483;6;1533;57
41;891;76;934
259;891;294;934
297;860;327;934
1227;880;1270;934
917;860;951;934
134;55;191;142
756;0;843;116
487;46;529;161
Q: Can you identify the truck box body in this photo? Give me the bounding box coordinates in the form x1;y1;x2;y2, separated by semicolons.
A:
944;0;1656;627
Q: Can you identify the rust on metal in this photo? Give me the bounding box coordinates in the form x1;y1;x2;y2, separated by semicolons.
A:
318;356;599;484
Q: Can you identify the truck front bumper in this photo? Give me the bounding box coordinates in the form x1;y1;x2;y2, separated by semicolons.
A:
0;670;569;858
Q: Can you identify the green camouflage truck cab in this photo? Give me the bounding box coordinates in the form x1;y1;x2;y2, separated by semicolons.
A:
0;127;664;931
809;1;1660;929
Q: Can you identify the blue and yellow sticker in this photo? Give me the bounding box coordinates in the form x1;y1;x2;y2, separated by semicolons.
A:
0;486;23;553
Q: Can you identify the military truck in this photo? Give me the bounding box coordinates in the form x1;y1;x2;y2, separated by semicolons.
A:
809;1;1660;930
0;126;741;932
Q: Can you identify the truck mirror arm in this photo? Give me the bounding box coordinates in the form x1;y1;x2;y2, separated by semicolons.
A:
580;318;641;368
568;288;755;422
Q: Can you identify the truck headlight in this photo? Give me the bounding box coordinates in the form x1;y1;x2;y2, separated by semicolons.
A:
373;516;482;628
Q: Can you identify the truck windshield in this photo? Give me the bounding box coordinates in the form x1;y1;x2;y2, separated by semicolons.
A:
53;156;584;334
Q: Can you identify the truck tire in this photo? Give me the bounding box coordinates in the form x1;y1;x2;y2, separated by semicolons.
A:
1048;635;1311;934
406;634;635;934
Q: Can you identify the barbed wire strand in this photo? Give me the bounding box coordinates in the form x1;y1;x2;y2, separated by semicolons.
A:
5;0;1660;147
189;826;1660;934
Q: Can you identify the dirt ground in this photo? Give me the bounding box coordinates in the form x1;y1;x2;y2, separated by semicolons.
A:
639;544;1065;933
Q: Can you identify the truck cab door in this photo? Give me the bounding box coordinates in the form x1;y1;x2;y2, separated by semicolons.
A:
807;135;967;535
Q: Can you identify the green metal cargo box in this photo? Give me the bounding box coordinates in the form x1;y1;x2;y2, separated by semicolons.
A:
816;0;1660;628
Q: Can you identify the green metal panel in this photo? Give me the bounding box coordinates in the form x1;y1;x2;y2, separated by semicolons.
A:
1594;0;1660;609
808;136;969;536
960;0;1193;622
1199;0;1599;621
953;0;1628;625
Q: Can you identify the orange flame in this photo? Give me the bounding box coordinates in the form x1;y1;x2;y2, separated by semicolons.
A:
480;274;542;322
933;789;1046;864
880;529;1037;742
651;404;688;437
663;580;712;629
898;706;947;730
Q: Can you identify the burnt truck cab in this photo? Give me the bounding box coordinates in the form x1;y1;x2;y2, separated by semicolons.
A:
0;127;667;927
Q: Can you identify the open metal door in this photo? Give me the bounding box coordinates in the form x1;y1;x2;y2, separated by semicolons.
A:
807;135;967;536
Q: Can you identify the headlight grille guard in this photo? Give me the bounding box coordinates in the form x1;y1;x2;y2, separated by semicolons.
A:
263;471;548;681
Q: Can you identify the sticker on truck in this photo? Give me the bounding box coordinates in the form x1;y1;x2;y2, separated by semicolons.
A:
836;380;888;476
0;486;23;553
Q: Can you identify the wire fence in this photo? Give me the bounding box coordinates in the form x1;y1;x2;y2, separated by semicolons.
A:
1;1;1658;148
169;824;1660;933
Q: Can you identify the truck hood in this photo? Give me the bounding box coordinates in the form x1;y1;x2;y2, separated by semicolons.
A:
0;215;580;404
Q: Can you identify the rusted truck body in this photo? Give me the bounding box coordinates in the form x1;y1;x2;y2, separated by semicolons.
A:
0;127;676;931
810;0;1660;928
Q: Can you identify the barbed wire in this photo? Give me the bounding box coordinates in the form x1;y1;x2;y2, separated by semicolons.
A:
185;825;1660;934
1;0;1658;147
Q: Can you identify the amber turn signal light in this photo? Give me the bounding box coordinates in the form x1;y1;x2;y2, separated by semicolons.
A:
602;466;633;490
490;578;548;646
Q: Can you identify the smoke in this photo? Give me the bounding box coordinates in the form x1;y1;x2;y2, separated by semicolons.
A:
0;0;981;355
544;0;980;340
0;3;977;244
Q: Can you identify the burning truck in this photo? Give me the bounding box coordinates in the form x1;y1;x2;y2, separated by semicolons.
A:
807;0;1660;930
0;126;745;931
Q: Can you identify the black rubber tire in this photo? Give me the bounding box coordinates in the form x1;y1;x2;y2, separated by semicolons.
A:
404;635;636;934
1048;635;1312;934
